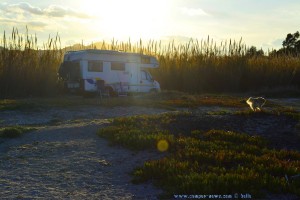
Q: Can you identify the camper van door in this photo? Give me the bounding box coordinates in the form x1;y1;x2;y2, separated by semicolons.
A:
128;64;139;92
140;70;154;92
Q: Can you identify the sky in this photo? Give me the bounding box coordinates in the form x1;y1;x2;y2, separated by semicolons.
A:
1;0;300;51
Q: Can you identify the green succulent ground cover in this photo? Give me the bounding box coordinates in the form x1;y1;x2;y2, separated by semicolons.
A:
98;112;300;199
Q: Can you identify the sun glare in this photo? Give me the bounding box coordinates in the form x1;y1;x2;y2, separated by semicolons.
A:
83;0;170;41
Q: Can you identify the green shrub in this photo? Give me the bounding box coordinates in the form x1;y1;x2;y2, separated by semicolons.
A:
1;127;22;138
0;126;36;138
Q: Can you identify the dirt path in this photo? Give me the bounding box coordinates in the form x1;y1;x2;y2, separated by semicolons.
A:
0;107;168;199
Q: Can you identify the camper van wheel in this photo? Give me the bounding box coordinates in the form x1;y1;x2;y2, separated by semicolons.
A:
82;91;95;98
150;89;158;94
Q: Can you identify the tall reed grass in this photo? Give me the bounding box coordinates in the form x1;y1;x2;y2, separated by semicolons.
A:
90;36;300;94
147;38;300;93
0;28;299;97
0;27;63;97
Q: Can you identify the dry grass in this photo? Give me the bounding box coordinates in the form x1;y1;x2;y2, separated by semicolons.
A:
0;27;63;97
1;28;300;97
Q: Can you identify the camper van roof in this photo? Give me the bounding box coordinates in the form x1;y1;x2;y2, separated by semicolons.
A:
66;49;148;57
63;49;159;68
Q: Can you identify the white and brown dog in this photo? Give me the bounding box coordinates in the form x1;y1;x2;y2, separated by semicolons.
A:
246;97;266;112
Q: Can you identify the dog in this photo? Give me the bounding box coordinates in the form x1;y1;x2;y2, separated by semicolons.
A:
246;97;266;112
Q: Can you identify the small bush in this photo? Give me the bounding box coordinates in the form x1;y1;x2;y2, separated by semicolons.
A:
1;127;22;138
0;126;35;138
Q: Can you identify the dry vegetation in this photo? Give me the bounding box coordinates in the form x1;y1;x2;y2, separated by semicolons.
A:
0;126;36;138
0;27;63;97
0;28;300;97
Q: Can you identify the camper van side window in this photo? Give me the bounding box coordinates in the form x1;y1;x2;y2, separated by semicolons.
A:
111;62;125;71
88;61;103;72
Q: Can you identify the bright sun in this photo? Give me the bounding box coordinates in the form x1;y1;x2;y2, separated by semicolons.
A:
83;0;170;40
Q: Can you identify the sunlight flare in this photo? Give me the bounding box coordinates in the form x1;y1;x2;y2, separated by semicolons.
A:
82;0;170;40
157;139;169;152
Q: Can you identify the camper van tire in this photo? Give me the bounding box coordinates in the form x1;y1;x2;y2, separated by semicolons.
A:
150;89;159;94
82;91;94;98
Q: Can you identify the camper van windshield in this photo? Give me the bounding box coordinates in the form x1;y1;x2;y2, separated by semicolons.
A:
147;72;153;80
141;71;153;81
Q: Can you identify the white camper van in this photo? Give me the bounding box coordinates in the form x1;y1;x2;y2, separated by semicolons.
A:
58;49;161;96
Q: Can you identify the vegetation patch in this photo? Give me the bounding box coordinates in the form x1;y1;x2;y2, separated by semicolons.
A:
98;113;300;199
139;92;285;109
235;107;300;120
159;94;246;108
1;28;300;98
0;99;39;111
98;113;180;150
0;92;255;111
0;126;36;138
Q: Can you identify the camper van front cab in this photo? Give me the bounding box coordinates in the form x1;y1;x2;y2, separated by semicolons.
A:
58;50;161;95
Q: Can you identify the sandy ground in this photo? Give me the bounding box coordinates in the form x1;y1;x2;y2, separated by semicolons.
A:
0;106;169;199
